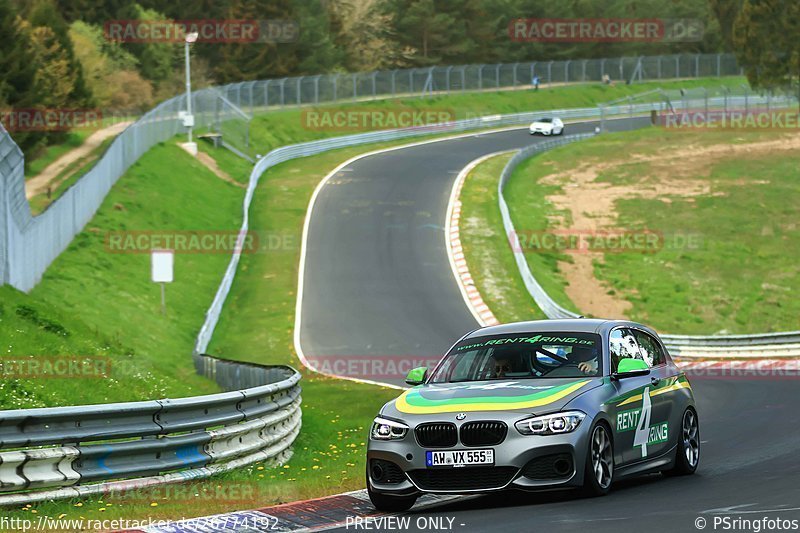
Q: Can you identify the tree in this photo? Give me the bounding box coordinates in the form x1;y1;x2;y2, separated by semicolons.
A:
733;0;800;103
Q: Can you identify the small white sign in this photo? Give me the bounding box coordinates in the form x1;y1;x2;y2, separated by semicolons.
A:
151;250;174;283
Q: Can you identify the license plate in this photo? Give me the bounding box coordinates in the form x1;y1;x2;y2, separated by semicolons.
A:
426;449;494;468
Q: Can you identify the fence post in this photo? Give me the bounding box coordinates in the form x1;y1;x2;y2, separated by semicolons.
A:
264;80;271;107
478;65;483;90
314;75;320;104
495;64;500;87
695;54;700;78
716;53;721;77
391;70;396;96
409;69;414;93
446;66;453;92
296;77;302;105
371;72;377;98
332;74;337;102
460;66;466;92
600;58;606;79
657;55;662;79
565;60;571;82
353;73;357;99
581;59;587;81
547;61;553;83
511;63;518;86
675;56;680;78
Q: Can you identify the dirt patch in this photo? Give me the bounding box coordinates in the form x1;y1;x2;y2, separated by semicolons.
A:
192;149;247;189
539;133;800;319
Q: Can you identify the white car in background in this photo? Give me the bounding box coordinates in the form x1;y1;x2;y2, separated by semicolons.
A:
529;117;564;135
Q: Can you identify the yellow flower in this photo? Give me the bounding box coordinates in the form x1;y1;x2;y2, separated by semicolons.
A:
150;502;158;507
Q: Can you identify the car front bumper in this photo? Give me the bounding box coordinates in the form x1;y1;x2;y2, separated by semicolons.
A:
367;421;592;495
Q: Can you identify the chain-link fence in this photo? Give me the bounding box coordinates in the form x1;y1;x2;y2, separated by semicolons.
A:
0;53;742;292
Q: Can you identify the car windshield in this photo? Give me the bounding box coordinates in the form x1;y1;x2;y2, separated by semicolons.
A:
537;118;553;123
429;332;602;383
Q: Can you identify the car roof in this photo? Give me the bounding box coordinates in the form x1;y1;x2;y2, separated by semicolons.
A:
463;318;657;338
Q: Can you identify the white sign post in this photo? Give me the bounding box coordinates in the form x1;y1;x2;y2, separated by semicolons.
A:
151;250;174;315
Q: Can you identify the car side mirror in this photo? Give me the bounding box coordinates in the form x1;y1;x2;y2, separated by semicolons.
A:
611;358;651;380
405;367;427;386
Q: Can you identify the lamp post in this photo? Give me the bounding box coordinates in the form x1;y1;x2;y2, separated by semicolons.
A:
184;31;199;149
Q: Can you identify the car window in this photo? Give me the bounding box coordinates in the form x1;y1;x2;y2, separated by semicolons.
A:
539;118;552;123
429;332;602;382
609;328;643;372
632;330;666;367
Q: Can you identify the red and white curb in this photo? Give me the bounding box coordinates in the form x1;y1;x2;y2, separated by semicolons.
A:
445;152;516;328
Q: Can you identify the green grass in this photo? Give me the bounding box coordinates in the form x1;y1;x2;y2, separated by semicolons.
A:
0;142;250;408
459;152;547;323
460;127;800;334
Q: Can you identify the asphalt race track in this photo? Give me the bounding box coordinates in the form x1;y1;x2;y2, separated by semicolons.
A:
298;117;800;531
298;118;645;386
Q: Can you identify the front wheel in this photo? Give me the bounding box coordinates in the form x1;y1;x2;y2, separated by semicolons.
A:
664;408;700;476
583;423;613;496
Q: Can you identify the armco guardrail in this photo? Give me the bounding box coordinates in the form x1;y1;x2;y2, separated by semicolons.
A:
0;354;301;506
0;53;739;293
496;103;800;358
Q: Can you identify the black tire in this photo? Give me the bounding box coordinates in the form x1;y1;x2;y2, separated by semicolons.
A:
664;408;700;476
582;422;614;496
367;485;417;512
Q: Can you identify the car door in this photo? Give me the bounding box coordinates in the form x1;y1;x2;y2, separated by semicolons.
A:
607;327;654;465
631;329;673;459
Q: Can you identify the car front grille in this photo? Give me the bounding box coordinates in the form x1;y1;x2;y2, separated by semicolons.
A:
415;423;458;448
522;453;574;480
408;466;518;492
459;421;507;446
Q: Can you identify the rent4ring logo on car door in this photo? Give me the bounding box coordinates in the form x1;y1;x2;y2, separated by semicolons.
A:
615;387;669;457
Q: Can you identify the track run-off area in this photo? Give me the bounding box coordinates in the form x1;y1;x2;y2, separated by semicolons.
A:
291;118;800;532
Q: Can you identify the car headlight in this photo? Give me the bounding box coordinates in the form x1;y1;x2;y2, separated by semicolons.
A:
370;417;409;440
515;411;586;436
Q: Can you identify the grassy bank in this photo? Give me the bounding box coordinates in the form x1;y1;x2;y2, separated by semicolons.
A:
460;127;800;334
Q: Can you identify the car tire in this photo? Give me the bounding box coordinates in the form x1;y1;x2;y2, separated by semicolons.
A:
664;408;700;476
558;127;565;135
582;422;613;496
367;473;417;512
